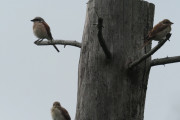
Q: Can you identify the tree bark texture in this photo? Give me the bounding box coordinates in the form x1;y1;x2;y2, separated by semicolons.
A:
76;0;155;120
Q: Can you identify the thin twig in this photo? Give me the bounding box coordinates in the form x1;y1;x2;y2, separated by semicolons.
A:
151;56;180;67
129;33;172;69
34;39;81;48
95;11;111;59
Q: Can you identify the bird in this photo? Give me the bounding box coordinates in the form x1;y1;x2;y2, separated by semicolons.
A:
141;19;173;49
31;17;60;52
51;101;71;120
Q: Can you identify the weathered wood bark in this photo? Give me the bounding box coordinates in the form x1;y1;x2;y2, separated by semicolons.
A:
76;0;154;120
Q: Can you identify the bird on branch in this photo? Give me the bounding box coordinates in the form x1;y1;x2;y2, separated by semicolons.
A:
141;19;173;49
31;17;60;52
51;101;71;120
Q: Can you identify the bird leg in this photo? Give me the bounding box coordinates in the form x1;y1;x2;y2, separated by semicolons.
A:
38;39;44;42
34;39;40;43
34;39;44;43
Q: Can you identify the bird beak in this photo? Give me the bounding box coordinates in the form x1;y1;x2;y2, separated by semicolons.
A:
171;22;174;24
31;19;35;22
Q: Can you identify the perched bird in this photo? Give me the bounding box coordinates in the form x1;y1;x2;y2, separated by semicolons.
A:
51;101;71;120
142;19;173;48
31;17;60;52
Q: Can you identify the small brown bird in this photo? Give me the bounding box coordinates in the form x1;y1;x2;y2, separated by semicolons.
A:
31;17;60;52
51;101;71;120
142;19;173;48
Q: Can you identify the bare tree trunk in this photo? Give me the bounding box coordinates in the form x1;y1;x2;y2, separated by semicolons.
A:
76;0;155;119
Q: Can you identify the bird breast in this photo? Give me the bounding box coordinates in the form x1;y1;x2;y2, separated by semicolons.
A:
33;22;49;39
154;26;171;41
51;107;66;120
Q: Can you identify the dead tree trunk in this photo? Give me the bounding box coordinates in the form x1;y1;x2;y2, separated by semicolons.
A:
76;0;155;119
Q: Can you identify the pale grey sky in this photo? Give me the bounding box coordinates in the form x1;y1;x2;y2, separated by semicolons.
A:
0;0;180;120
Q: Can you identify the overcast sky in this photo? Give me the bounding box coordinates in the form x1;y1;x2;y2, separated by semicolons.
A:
0;0;180;120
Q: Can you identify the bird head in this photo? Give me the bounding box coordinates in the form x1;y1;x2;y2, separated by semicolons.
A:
31;17;45;23
162;19;174;25
53;101;61;107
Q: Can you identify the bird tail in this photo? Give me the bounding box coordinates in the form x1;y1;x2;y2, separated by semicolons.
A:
139;40;152;49
53;44;60;52
50;39;60;52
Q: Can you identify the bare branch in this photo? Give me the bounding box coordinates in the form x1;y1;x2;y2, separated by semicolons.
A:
129;33;172;69
151;56;180;67
96;17;112;59
34;39;82;48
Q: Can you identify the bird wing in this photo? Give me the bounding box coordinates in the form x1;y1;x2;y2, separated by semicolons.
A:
58;106;71;120
42;22;53;40
147;23;169;40
41;21;60;52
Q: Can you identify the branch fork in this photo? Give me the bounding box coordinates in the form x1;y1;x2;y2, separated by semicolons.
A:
129;33;172;69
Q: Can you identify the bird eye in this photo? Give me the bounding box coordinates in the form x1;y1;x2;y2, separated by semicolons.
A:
163;21;169;24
